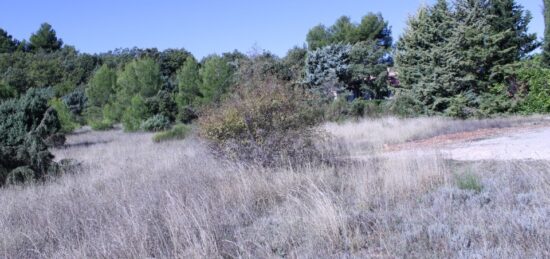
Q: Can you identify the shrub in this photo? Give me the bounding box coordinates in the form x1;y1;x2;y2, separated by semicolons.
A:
141;114;171;132
200;66;323;166
0;81;17;99
49;97;79;133
153;124;191;142
62;88;87;116
387;92;424;117
0;88;63;186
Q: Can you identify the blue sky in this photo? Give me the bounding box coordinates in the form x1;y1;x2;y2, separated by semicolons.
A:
0;0;545;58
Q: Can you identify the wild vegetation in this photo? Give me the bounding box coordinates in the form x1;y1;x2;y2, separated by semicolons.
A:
0;117;548;258
1;0;550;257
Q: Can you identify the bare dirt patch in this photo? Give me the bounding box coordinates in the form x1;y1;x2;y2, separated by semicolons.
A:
385;123;550;152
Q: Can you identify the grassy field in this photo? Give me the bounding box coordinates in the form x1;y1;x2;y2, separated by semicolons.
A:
0;117;549;258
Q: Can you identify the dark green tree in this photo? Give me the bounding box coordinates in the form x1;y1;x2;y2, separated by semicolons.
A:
306;25;331;51
0;28;17;53
29;23;63;52
543;0;550;66
0;88;64;185
395;0;538;116
306;13;392;50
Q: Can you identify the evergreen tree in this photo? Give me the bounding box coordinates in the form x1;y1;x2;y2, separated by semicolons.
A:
395;0;538;116
395;0;457;112
306;25;331;50
0;28;17;53
306;13;391;50
543;0;550;66
86;65;117;107
176;57;201;108
198;55;234;104
29;23;63;52
116;57;161;105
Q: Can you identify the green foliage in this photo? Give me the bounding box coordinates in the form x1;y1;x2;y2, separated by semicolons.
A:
305;40;392;101
158;48;192;78
87;64;117;107
0;28;18;53
0;81;16;99
0;88;63;186
145;90;177;122
478;84;521;116
29;23;63;53
49;98;79;133
282;46;308;83
152;124;191;143
141;114;171;132
543;0;550;66
304;44;351;99
63;89;87;117
348;41;392;99
117;57;162;102
395;0;538;116
324;97;384;121
455;172;483;193
306;13;392;50
198;55;234;105
200;59;322;166
122;95;148;132
0;46;99;95
517;64;550;113
176;57;202;122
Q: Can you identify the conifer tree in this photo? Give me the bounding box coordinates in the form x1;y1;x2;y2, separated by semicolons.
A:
543;0;550;66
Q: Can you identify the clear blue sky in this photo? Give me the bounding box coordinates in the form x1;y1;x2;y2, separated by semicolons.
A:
0;0;545;58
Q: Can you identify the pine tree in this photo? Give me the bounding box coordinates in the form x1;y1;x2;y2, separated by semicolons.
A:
395;0;457;112
29;23;63;52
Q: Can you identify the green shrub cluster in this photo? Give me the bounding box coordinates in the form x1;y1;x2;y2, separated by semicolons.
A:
0;88;64;186
141;114;171;132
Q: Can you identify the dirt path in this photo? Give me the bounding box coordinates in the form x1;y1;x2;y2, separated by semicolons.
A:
441;126;550;161
384;125;550;161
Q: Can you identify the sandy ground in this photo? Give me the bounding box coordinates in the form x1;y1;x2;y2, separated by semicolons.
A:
441;126;550;161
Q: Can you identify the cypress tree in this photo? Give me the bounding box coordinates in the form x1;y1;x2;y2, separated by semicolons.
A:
543;0;550;66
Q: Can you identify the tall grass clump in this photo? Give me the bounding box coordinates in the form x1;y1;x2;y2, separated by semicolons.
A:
153;124;191;142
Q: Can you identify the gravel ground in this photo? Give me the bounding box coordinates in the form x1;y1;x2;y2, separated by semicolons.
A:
442;126;550;161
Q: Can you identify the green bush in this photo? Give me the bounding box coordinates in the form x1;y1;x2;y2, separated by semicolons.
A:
0;88;63;186
49;97;79;133
387;92;424;117
0;81;17;99
153;124;191;142
141;114;171;132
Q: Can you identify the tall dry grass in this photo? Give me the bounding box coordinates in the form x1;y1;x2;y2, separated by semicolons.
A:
0;118;548;258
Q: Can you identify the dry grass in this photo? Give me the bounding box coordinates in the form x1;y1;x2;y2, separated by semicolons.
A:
0;118;549;258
